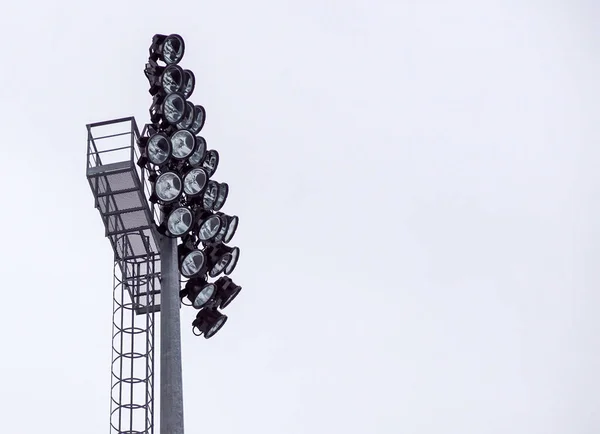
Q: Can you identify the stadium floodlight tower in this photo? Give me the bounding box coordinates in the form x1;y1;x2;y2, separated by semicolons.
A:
86;34;243;434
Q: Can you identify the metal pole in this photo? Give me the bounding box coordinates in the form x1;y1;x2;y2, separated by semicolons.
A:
159;235;184;434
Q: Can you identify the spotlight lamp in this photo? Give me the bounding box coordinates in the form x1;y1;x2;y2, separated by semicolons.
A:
170;129;196;160
145;62;185;95
205;243;240;278
212;182;229;211
176;102;196;130
189;105;206;134
184;277;216;309
192;308;227;339
201;149;219;177
178;247;207;278
161;206;194;238
144;132;171;167
202;181;218;210
213;276;242;309
183;168;208;197
149;33;185;65
193;209;223;242
187;137;207;168
153;171;182;203
150;92;186;125
204;212;239;245
202;180;228;211
205;213;238;245
217;213;239;244
182;70;195;99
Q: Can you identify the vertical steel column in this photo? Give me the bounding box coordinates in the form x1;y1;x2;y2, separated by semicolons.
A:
159;235;184;434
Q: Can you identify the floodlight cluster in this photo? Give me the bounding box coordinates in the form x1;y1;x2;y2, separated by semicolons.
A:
137;34;242;339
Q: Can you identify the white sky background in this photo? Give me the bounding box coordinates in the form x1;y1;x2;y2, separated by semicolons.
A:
0;0;599;432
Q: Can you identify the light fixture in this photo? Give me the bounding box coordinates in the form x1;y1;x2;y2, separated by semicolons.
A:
155;171;182;203
162;92;186;124
160;64;184;94
192;308;227;339
176;102;196;130
202;181;218;210
206;213;238;245
184;277;216;309
182;70;195;98
189;105;206;134
218;213;239;244
188;136;207;167
145;60;184;95
213;182;229;211
201;149;219;177
170;130;196;160
183;168;207;196
146;133;171;166
166;206;193;237
149;34;185;65
193;209;222;242
205;244;240;277
213;276;242;309
179;248;207;278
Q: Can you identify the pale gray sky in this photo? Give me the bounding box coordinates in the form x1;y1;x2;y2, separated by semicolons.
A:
1;1;599;433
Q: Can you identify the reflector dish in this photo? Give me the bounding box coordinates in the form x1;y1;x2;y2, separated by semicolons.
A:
193;283;215;309
180;249;206;277
188;137;207;167
190;105;206;134
171;130;196;159
183;70;195;98
167;207;193;237
155;172;182;202
183;168;207;196
163;93;185;124
147;133;171;165
162;34;185;65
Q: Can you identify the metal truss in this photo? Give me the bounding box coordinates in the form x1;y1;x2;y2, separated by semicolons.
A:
86;117;161;433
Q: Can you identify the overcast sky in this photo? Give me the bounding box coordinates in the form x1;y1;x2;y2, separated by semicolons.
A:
1;1;599;433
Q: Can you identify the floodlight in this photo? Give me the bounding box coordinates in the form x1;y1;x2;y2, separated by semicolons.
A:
201;150;219;177
207;213;238;245
192;308;227;339
205;244;240;277
202;181;218;210
183;168;208;196
145;59;182;95
176;102;195;130
155;172;182;203
166;206;193;237
162;93;186;124
184;277;216;309
196;211;222;242
189;105;206;134
182;70;195;98
149;34;185;65
147;133;171;166
171;130;196;160
213;182;229;211
158;64;184;94
218;213;239;244
179;248;207;278
214;276;242;309
188;137;207;167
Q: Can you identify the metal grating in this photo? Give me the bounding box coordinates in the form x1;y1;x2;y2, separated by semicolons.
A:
86;117;160;434
86;117;162;315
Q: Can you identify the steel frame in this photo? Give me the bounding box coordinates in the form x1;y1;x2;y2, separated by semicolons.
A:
86;117;160;433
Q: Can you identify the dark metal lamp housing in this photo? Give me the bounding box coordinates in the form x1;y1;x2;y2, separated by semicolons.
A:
149;34;185;65
192;308;227;339
205;244;240;277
